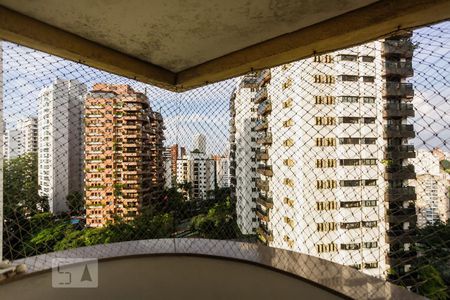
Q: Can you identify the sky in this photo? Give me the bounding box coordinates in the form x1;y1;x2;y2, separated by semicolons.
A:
1;21;450;154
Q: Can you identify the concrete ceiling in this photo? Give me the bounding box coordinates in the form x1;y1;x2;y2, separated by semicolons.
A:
0;0;449;91
0;0;377;72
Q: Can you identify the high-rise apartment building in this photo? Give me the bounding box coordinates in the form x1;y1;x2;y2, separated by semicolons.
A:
230;35;417;280
38;79;86;213
3;118;38;160
17;117;38;155
175;150;215;201
3;129;20;159
215;156;231;188
84;84;165;227
170;144;179;179
411;149;450;226
194;134;207;153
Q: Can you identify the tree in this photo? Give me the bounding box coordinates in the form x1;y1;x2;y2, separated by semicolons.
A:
417;265;448;300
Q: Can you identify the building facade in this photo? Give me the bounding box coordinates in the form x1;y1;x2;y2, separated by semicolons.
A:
230;36;417;279
215;156;231;188
84;84;165;227
38;79;86;214
412;149;450;226
194;134;207;153
230;75;259;235
3;129;21;160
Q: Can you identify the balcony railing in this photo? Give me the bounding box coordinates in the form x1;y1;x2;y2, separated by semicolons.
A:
383;124;415;138
256;193;274;209
383;61;414;77
256;69;271;88
382;82;414;98
384;145;416;159
257;100;272;116
383;103;415;118
255;150;269;161
256;207;270;222
254;87;268;104
254;118;269;131
384;165;416;180
256;178;270;191
256;132;272;145
257;164;273;177
257;224;273;242
382;40;414;57
385;187;417;202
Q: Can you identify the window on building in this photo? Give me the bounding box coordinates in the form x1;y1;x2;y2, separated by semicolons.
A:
339;54;358;61
316;180;337;189
314;55;334;63
341;96;359;103
339;137;360;145
339;117;359;124
364;262;378;269
363;200;377;207
282;78;293;90
363;76;375;83
361;56;375;62
283;138;294;147
283;197;295;207
283;159;295;167
340;180;361;187
363;117;376;124
315;116;336;125
363;97;376;103
364;179;377;186
316;243;338;253
341;222;361;229
363;242;378;248
339;75;358;82
316;201;337;211
362;221;377;228
317;222;337;232
340;201;362;208
361;138;377;144
314;75;335;84
316;159;336;168
315;95;336;104
316;137;336;147
283;119;294;127
283;98;293;108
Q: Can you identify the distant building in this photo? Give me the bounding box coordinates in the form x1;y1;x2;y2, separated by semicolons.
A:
17;117;38;155
3;129;21;159
215;156;231;188
194;134;207;153
411;149;450;226
84;84;165;227
38;79;86;214
3;117;38;160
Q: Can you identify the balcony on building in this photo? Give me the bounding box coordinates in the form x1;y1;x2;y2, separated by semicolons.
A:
256;149;269;161
384;164;416;180
385;187;417;202
383;60;414;77
256;132;272;145
256;69;271;88
386;206;417;224
254;87;268;104
257;164;273;177
239;75;258;89
383;124;415;138
382;82;414;98
257;100;272;116
256;178;270;192
256;193;273;209
385;228;416;244
383;103;415;118
254;118;269;131
256;206;270;222
230;124;236;133
386;249;418;267
382;39;414;58
384;145;416;159
257;223;273;243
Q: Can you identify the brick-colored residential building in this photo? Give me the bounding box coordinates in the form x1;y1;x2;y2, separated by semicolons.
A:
84;84;165;227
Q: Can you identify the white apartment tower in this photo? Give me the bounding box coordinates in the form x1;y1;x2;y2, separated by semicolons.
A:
3;118;38;159
231;35;417;281
17;117;38;154
216;156;231;188
230;75;259;234
3;129;21;159
411;150;450;226
38;79;86;213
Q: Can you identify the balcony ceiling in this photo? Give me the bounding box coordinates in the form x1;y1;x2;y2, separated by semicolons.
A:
0;0;449;91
